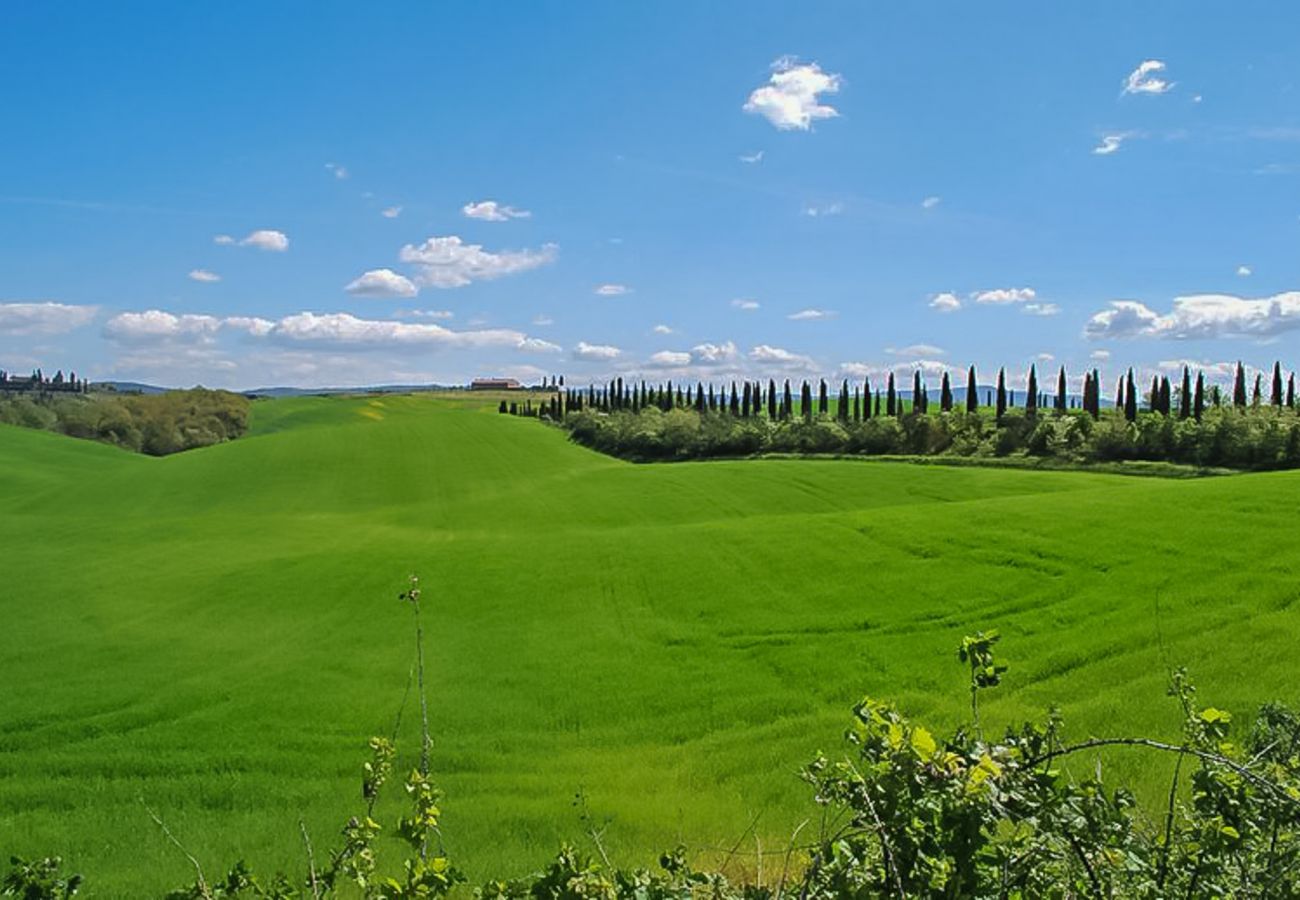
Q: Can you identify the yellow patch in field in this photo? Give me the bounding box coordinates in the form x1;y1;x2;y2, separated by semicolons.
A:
358;408;385;421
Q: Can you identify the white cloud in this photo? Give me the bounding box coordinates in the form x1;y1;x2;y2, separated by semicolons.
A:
345;268;419;298
532;314;554;326
1090;349;1112;361
743;57;842;131
1085;292;1300;340
1122;59;1174;96
572;341;621;361
398;236;557;288
788;308;836;321
731;298;760;311
929;292;961;313
382;206;402;219
188;269;221;283
325;162;349;179
652;324;673;334
1237;265;1252;277
220;229;289;252
973;287;1037;305
749;344;816;372
224;316;276;337
104;310;225;343
921;196;942;209
1156;359;1239;379
269;312;528;350
1035;352;1055;362
1023;302;1061;317
888;343;945;357
802;201;844;217
0;301;98;336
648;350;692;368
690;341;739;365
594;283;631;296
402;309;454;320
1093;133;1131;155
516;337;562;354
739;150;764;164
462;200;531;222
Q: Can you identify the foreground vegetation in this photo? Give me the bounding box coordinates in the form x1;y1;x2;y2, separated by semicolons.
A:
8;622;1299;897
2;394;1300;894
0;388;250;455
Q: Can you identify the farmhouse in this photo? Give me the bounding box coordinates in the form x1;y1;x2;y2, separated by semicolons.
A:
470;377;522;391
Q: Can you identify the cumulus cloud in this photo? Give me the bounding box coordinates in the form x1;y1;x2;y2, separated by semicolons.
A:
398;236;557;288
516;337;562;354
731;298;760;311
929;292;961;313
739;150;764;164
788;308;836;321
399;309;454;320
743;57;842;131
1090;349;1111;361
1237;265;1253;277
0;301;98;336
1085;292;1300;340
217;229;289;252
1122;60;1174;96
648;350;692;368
325;162;349;179
1093;133;1132;155
749;344;817;372
572;341;621;361
1156;358;1239;379
691;341;740;364
888;343;945;357
1035;353;1055;362
224;316;276;337
188;269;221;283
921;196;942;209
973;287;1037;305
345;268;419;298
652;324;674;335
594;283;631;296
462;200;531;221
1023;302;1061;317
104;310;225;343
382;206;402;219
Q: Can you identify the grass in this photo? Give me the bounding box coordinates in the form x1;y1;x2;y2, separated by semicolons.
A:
2;392;1299;895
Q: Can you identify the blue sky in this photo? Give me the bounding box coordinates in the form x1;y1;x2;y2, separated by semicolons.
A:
2;1;1298;389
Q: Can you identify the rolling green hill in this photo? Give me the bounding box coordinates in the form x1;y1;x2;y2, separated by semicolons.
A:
2;393;1298;896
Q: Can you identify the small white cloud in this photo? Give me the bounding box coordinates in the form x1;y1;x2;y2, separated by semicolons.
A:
232;229;290;252
921;196;942;209
1122;60;1174;96
1093;133;1132;155
731;298;760;311
648;350;692;368
788;308;836;321
345;269;419;298
1090;349;1111;361
743;57;842;131
1085;292;1300;340
572;341;621;361
1193;94;1203;104
1023;302;1061;317
652;324;673;334
594;283;631;296
929;292;961;313
188;269;221;283
325;162;349;179
749;343;817;372
1035;352;1055;362
973;287;1037;305
1237;265;1252;277
739;150;764;164
462;200;531;222
691;341;739;364
888;343;945;357
213;234;235;245
532;314;554;326
0;301;98;336
398;236;557;288
516;337;562;354
802;201;844;217
381;206;402;219
104;310;225;344
404;309;454;320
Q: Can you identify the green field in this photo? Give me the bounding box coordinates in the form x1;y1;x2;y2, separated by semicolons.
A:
2;393;1299;896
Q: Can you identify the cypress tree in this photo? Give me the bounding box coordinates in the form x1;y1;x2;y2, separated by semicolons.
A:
676;385;683;408
863;378;872;419
1124;369;1137;422
1056;366;1067;413
730;382;739;416
1179;366;1192;419
801;381;813;421
768;379;778;420
1160;376;1171;416
995;368;1007;422
818;379;828;415
1025;365;1038;418
853;387;861;422
966;365;978;414
1233;362;1247;408
1193;371;1205;421
838;379;850;422
940;371;953;412
886;373;897;416
1091;369;1102;419
912;370;922;416
1115;378;1124;413
1150;376;1160;413
1252;373;1263;407
874;391;882;417
1272;362;1284;407
782;380;793;420
708;384;717;411
1289;373;1297;411
741;382;751;418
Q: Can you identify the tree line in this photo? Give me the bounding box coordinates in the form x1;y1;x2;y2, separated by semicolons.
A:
507;361;1300;470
